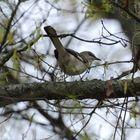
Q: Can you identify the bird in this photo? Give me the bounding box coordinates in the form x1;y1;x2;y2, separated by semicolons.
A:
44;26;100;75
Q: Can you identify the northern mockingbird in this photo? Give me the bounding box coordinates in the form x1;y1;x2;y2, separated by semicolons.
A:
44;26;100;75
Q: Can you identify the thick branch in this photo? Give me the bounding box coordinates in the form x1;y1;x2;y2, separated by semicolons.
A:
0;78;140;107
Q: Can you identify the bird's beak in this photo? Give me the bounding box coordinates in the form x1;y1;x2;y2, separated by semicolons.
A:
95;57;101;61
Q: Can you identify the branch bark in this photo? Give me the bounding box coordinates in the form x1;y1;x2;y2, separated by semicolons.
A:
0;78;140;107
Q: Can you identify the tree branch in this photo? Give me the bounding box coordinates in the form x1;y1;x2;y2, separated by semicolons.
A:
0;78;140;107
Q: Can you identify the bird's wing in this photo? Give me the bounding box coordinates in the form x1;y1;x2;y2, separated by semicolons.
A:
66;48;88;63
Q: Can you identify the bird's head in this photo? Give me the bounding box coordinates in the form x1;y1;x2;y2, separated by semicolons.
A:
80;51;101;62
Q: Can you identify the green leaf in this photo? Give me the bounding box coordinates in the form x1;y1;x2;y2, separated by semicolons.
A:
12;49;21;77
130;103;138;119
123;80;127;94
0;26;14;44
29;113;35;126
104;62;109;70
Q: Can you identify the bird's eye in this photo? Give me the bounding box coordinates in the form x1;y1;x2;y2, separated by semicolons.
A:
88;52;95;57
